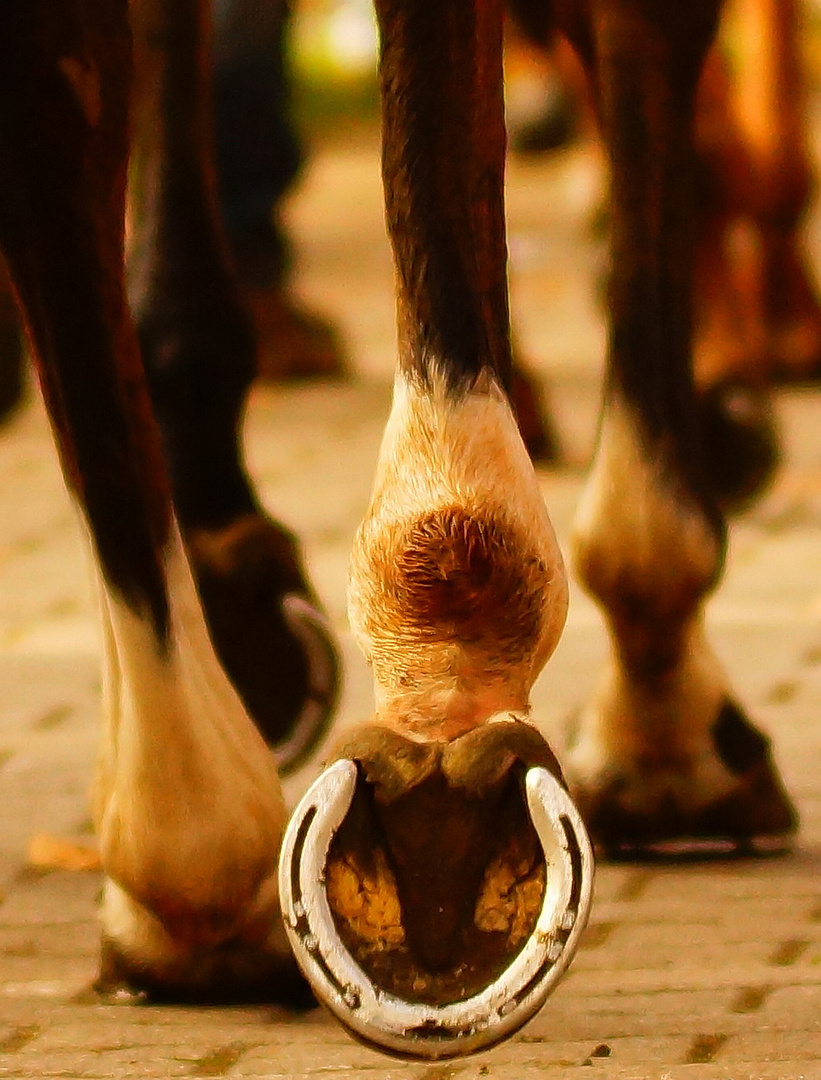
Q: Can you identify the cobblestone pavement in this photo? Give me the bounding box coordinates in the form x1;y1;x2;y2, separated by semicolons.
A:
3;136;821;1079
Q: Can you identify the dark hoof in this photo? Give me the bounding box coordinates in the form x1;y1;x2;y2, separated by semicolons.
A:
188;516;339;773
95;935;316;1008
575;701;798;860
766;336;821;386
279;722;593;1059
698;381;780;512
509;363;560;463
274;595;340;772
510;86;579;156
245;286;348;383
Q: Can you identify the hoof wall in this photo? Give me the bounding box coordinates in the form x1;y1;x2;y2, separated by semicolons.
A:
575;702;798;862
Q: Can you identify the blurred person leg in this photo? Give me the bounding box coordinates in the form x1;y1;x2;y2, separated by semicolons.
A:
212;0;346;378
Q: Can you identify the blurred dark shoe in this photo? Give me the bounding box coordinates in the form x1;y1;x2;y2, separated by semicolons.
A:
245;285;348;382
228;218;348;382
509;362;560;463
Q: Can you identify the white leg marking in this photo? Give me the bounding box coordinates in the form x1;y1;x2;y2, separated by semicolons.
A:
570;397;734;807
348;369;567;739
568;622;738;813
573;396;722;607
91;522;286;966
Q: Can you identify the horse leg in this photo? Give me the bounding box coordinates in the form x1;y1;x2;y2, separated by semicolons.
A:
211;0;347;382
0;0;303;1001
729;0;821;383
128;0;338;772
555;0;797;852
694;0;821;389
277;0;593;1058
689;76;781;517
685;0;816;509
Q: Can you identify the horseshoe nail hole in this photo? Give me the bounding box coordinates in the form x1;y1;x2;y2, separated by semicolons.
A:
730;985;771;1013
769;939;809;967
685;1033;728;1065
765;681;798;705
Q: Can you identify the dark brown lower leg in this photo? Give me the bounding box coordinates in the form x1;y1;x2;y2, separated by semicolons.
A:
554;0;796;853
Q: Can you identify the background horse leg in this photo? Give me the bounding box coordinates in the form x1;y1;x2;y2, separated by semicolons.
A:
555;0;798;853
0;0;301;1001
128;0;338;770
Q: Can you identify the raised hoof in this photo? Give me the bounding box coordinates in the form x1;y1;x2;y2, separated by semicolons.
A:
509;363;560;463
509;86;579;157
188;515;339;773
279;722;593;1060
95;935;316;1008
698;381;780;513
574;701;799;860
245;286;348;383
765;323;821;386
